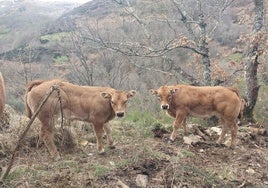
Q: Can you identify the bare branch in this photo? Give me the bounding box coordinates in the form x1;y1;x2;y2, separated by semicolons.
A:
171;0;198;43
83;33;206;57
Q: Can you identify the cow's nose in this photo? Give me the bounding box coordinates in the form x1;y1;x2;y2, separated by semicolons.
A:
116;112;125;118
161;104;169;110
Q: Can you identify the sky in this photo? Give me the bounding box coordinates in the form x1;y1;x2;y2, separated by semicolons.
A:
38;0;90;2
0;0;91;3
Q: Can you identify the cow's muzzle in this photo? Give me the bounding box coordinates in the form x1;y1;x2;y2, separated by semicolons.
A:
161;104;169;110
116;112;125;118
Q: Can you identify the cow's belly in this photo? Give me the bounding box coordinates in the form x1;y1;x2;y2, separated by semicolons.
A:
63;109;88;121
188;107;217;118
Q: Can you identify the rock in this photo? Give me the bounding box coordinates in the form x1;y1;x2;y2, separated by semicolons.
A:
136;174;148;188
183;134;202;145
246;167;255;174
205;127;221;136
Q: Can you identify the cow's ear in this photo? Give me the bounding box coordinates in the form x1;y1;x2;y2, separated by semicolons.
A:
101;92;111;99
170;88;178;94
150;89;158;95
127;90;136;98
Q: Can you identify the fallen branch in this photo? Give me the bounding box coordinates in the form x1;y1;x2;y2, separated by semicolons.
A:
192;125;209;141
1;85;59;181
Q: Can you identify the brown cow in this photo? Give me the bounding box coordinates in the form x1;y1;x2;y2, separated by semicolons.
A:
0;72;6;117
24;79;136;158
151;85;243;148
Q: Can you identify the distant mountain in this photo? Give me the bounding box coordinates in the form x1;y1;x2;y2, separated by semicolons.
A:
0;0;252;65
46;0;118;33
0;0;87;53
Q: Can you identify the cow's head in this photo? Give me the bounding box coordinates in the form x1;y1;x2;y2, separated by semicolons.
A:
101;90;136;118
150;86;178;110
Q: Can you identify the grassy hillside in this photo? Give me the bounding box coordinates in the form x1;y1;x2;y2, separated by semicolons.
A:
0;105;267;187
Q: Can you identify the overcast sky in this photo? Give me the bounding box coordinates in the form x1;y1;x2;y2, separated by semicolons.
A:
38;0;90;2
0;0;91;3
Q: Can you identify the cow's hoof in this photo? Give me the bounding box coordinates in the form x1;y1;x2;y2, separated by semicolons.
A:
229;144;236;150
98;149;106;155
52;153;61;161
167;138;175;144
109;142;117;149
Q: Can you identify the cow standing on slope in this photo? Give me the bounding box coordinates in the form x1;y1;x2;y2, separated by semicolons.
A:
151;85;243;148
0;72;6;117
24;79;136;159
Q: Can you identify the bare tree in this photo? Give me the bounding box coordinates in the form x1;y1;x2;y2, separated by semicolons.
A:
82;0;235;86
243;0;265;122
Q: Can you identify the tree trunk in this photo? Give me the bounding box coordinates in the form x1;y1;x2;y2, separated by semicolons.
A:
198;13;211;86
244;0;264;123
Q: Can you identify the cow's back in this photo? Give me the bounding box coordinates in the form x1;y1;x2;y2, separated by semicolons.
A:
173;85;242;118
26;80;115;123
0;73;5;117
60;83;115;122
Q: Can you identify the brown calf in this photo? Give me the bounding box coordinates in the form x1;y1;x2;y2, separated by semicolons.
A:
151;85;243;148
0;73;5;117
24;79;136;158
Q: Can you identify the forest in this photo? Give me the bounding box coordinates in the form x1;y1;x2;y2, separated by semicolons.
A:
0;0;267;187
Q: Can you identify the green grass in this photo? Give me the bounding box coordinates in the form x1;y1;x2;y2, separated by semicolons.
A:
92;164;108;177
218;165;236;180
235;79;268;123
0;27;11;40
53;55;69;64
40;32;71;45
227;52;243;62
254;85;268;123
180;149;195;158
5;165;30;181
125;109;172;126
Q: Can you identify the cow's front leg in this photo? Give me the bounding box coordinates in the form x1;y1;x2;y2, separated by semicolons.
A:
230;122;238;148
93;124;105;154
182;118;187;135
103;123;115;149
169;111;186;142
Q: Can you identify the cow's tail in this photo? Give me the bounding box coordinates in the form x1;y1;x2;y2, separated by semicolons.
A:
228;87;245;124
24;80;45;118
0;73;6;117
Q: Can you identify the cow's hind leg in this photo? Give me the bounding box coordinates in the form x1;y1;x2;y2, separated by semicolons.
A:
39;118;60;159
230;120;238;148
103;123;115;149
169;112;186;142
217;118;227;145
218;118;238;148
93;124;105;154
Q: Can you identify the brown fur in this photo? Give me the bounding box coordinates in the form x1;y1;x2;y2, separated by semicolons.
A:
0;73;6;117
24;79;136;158
151;85;243;148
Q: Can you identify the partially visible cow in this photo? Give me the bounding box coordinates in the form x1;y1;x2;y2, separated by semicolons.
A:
0;72;6;117
24;79;136;159
151;85;243;148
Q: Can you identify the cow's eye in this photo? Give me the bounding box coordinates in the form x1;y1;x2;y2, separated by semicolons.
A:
111;101;115;105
